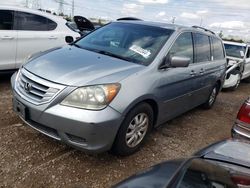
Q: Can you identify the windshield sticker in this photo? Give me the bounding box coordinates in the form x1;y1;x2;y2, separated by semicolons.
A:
129;45;151;59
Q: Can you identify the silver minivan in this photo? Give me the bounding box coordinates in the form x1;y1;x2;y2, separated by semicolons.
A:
11;21;226;155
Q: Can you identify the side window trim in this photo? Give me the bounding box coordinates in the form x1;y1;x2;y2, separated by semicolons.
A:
192;32;199;64
191;32;195;63
209;36;213;61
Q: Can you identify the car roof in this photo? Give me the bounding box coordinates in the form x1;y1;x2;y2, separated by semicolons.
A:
0;5;66;23
115;20;218;37
223;40;249;47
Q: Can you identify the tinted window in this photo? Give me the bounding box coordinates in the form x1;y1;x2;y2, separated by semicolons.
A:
194;33;211;63
178;159;237;188
47;19;57;30
75;22;173;66
15;12;57;31
0;10;14;30
179;169;210;188
167;32;193;63
212;37;225;60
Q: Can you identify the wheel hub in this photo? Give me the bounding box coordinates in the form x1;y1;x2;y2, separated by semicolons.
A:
125;113;149;148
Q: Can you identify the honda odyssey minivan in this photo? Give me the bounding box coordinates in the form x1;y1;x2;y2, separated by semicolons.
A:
11;21;227;155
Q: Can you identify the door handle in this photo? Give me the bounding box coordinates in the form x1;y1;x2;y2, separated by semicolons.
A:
1;36;14;40
190;70;196;76
48;36;57;39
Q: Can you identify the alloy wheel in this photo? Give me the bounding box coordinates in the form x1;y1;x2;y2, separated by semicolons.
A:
209;87;217;105
125;113;149;148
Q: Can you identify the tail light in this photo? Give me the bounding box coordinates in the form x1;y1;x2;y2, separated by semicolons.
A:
231;175;250;186
237;99;250;124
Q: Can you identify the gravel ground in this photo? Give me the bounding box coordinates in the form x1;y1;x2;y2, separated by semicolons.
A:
0;72;249;188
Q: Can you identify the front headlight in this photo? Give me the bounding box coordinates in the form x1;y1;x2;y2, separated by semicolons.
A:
61;84;121;110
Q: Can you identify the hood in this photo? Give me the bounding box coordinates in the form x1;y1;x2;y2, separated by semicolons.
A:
73;16;95;31
24;46;144;86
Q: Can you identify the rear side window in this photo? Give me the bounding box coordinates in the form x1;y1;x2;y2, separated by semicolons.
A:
211;37;225;60
15;11;57;31
193;33;211;63
0;10;14;30
167;32;194;63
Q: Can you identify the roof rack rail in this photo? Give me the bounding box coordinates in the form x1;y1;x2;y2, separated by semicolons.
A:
117;17;142;21
192;25;215;35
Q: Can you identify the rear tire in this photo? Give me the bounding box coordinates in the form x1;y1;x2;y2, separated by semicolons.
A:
203;84;219;109
111;103;153;156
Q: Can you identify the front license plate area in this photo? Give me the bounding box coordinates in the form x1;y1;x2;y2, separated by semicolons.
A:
13;99;27;120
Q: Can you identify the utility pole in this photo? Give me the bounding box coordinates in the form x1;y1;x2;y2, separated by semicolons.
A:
71;0;75;18
32;0;41;9
200;17;203;26
25;0;29;7
58;0;64;15
171;16;176;24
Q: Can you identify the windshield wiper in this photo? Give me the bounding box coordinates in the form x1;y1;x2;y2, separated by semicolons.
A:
82;47;132;62
71;43;82;48
97;50;132;62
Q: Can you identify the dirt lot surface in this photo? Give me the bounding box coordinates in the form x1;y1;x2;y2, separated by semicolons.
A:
0;72;249;188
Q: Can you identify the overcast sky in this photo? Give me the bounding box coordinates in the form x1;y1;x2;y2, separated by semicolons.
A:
2;0;250;41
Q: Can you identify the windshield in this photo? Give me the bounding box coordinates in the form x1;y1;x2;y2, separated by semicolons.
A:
75;22;173;65
224;43;246;59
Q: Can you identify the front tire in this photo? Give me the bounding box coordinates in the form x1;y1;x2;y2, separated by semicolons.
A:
112;103;153;156
203;84;219;109
228;70;241;91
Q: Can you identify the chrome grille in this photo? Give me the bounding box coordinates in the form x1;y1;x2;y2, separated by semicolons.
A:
15;69;65;105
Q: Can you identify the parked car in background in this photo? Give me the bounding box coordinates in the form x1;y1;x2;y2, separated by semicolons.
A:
114;139;250;188
0;5;80;71
11;21;226;155
223;41;250;90
66;16;97;36
232;97;250;140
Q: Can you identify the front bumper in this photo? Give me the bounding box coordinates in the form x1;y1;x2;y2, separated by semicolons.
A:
231;123;250;141
11;73;123;153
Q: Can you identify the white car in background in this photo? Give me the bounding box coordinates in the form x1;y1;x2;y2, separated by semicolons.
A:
0;6;81;71
223;41;250;90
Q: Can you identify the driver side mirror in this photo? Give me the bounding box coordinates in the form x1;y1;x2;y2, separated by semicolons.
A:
65;36;74;44
160;56;191;69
